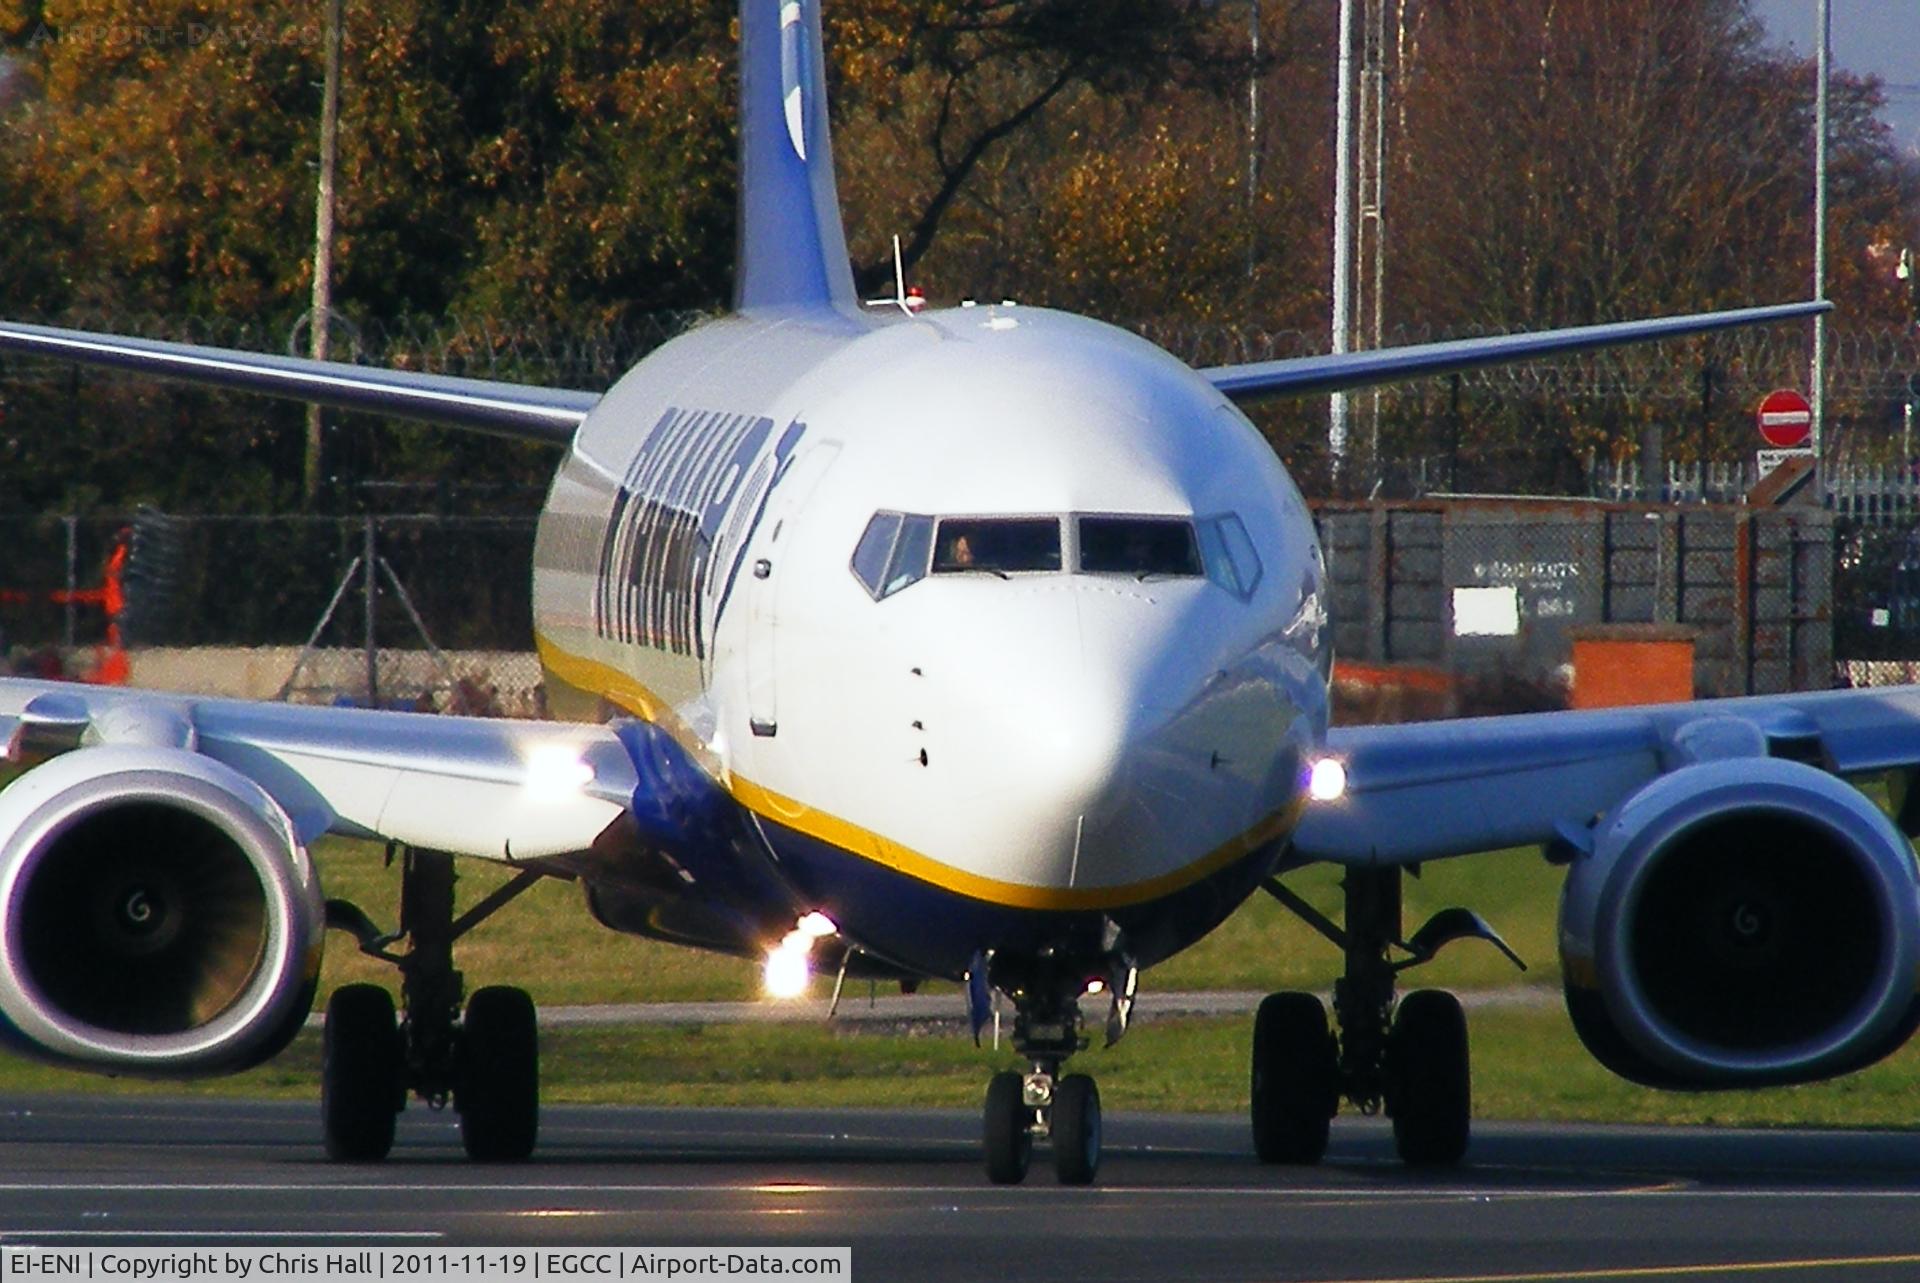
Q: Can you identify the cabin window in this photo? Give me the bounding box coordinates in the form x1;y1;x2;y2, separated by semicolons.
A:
1078;516;1202;578
933;517;1062;574
1197;513;1263;600
851;511;935;599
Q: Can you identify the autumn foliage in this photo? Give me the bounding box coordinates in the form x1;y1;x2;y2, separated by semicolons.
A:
0;0;1915;509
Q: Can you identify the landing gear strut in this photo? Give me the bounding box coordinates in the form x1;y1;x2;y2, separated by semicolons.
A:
980;961;1106;1186
1254;866;1518;1167
322;846;546;1162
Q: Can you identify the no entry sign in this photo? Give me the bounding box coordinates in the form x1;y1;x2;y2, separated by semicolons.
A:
1756;388;1813;448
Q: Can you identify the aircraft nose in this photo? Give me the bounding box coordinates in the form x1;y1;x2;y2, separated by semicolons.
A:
917;583;1218;889
1014;662;1156;813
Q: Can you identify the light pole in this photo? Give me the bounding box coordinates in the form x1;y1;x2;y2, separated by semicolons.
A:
305;0;345;508
1247;0;1260;280
1329;0;1356;484
1811;0;1829;486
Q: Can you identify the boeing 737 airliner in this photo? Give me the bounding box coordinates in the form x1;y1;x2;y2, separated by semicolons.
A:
1;0;1910;1187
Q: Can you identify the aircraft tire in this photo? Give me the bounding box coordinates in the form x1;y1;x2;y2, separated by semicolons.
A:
1250;991;1337;1164
1051;1074;1102;1185
457;985;539;1162
321;983;401;1163
983;1070;1032;1184
1387;989;1470;1166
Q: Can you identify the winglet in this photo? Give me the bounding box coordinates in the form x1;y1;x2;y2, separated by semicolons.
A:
735;0;858;315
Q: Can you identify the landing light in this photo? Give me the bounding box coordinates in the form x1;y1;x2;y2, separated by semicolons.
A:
525;744;595;800
1084;978;1107;997
763;913;839;999
763;939;812;1000
1307;757;1348;803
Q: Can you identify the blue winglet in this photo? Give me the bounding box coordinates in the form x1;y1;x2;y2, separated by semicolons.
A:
735;0;858;315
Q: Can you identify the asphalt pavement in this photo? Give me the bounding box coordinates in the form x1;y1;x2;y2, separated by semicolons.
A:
3;1095;1919;1282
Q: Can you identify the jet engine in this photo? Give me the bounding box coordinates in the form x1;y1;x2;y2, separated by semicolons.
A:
1559;756;1920;1088
0;745;324;1077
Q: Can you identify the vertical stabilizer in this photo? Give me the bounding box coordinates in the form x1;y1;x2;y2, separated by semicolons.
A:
735;0;858;315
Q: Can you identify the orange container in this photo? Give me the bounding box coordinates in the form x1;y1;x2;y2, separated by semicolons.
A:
1570;625;1696;709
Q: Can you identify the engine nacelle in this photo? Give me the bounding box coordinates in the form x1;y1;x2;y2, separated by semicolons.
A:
1559;757;1920;1088
0;746;324;1077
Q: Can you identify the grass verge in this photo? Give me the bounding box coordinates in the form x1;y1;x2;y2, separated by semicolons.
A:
6;1008;1920;1131
309;839;1568;1010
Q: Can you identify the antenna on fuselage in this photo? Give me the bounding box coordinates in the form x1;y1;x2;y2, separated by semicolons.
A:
863;235;927;317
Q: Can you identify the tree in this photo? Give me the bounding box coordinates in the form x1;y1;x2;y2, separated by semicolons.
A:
829;0;1252;297
1343;0;1920;487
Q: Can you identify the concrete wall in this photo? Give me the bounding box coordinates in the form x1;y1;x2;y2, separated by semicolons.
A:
1316;500;1834;698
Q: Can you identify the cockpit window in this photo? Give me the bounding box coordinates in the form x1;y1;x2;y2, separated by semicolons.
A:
1197;513;1263;600
856;511;1254;599
933;518;1062;574
851;512;902;594
851;511;935;599
1078;516;1202;578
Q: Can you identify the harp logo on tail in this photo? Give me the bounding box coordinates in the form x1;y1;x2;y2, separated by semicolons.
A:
780;1;808;161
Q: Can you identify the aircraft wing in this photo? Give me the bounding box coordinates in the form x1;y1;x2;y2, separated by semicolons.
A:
0;320;600;444
1291;684;1920;867
1201;302;1829;401
0;678;636;860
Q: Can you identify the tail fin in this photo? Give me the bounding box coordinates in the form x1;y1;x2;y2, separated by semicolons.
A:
735;0;857;315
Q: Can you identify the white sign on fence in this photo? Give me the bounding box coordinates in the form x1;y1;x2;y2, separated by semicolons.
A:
1756;447;1814;479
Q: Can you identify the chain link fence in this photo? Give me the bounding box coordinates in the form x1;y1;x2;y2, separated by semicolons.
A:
0;511;545;714
5;500;1920;718
4;310;1916;504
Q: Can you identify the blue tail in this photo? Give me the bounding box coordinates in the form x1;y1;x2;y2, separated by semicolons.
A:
735;0;857;315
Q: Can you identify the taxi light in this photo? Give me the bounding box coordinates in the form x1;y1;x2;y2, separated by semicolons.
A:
1307;757;1348;802
796;911;838;939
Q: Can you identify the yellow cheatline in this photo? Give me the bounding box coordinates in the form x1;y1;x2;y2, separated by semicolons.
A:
1296;1252;1920;1283
536;634;1299;912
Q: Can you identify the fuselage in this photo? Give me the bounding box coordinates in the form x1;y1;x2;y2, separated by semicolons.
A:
529;303;1330;979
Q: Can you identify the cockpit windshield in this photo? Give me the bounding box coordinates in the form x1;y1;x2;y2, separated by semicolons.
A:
1078;516;1202;578
853;510;1260;600
933;518;1063;574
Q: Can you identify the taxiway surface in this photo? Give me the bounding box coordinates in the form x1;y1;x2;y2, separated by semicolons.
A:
2;1096;1919;1282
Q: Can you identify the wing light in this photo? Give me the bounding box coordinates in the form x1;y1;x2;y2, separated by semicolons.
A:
1307;757;1348;803
524;744;595;801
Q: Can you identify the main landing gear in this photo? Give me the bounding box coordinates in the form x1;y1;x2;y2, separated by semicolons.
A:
321;846;547;1162
980;959;1113;1186
1253;866;1521;1167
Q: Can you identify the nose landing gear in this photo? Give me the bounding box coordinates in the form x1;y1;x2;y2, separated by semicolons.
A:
980;969;1105;1185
